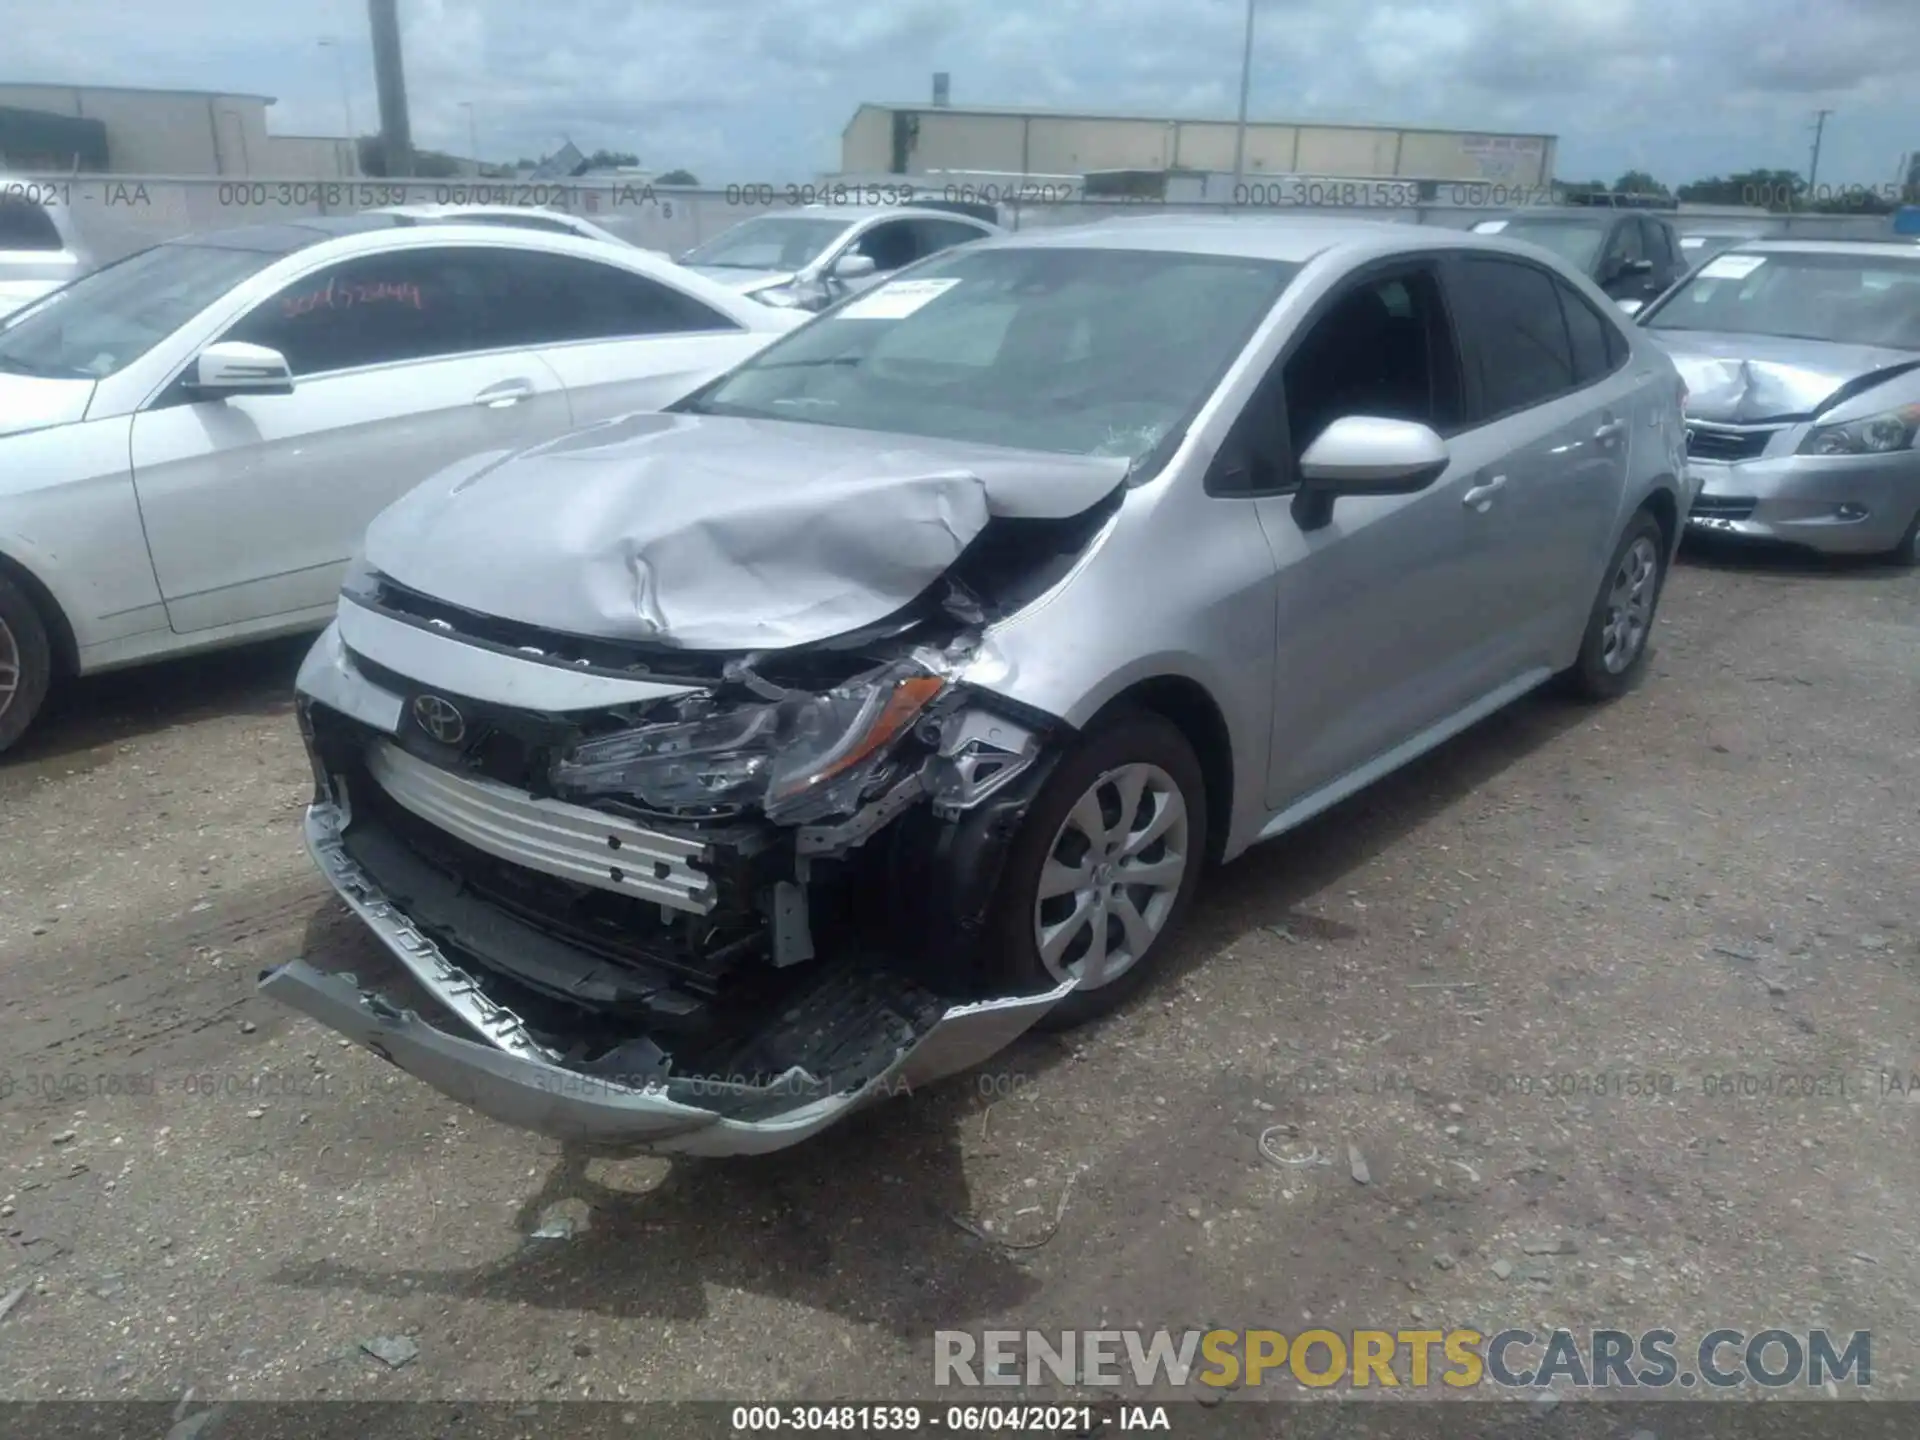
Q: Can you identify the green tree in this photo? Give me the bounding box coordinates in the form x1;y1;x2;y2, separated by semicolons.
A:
1613;169;1669;197
1557;178;1610;199
581;149;641;170
1677;169;1803;210
656;168;699;186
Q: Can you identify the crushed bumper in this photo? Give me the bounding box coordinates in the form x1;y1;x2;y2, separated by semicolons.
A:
263;803;1072;1156
1687;453;1920;554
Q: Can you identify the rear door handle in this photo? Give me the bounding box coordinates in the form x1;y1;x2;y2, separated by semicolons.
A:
1594;418;1628;443
1462;474;1507;512
474;379;535;408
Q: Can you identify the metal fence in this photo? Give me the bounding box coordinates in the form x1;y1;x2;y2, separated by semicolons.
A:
5;173;1901;267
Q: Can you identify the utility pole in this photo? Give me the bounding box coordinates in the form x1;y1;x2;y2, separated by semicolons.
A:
1806;108;1833;208
367;0;414;178
1229;0;1256;201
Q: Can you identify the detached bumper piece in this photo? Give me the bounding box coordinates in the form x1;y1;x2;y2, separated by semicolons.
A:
265;802;1070;1156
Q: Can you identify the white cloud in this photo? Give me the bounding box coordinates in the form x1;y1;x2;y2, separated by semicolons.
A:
0;0;1910;187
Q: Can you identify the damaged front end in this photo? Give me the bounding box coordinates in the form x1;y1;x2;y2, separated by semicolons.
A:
263;577;1083;1155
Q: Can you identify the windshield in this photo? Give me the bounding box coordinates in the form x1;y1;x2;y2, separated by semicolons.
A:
676;246;1298;462
1491;219;1609;271
0;241;278;379
682;216;848;271
1645;251;1920;349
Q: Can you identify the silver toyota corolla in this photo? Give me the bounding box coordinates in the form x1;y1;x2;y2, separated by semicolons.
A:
264;216;1690;1156
1639;239;1920;562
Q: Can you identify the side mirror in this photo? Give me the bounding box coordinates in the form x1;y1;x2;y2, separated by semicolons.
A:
188;341;293;397
831;252;877;280
1291;416;1448;531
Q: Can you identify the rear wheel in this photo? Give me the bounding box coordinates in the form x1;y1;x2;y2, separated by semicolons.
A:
0;570;54;755
1562;511;1667;701
988;709;1208;1029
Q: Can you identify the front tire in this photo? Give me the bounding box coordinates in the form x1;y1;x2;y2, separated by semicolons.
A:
1563;511;1668;702
988;709;1208;1029
0;571;54;755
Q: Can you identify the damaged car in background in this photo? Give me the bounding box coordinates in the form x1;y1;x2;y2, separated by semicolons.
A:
264;217;1690;1155
1640;240;1920;562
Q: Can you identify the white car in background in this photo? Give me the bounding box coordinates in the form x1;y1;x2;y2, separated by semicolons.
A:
0;180;94;319
680;205;1003;310
0;213;801;751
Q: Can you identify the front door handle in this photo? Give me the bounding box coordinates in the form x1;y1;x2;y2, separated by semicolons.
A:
1462;474;1508;512
1594;418;1628;443
474;379;535;408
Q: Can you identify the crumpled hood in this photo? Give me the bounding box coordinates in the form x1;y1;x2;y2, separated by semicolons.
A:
1650;329;1920;423
363;412;1130;651
0;373;95;439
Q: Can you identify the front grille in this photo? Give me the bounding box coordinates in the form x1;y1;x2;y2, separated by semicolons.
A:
366;738;716;913
1690;495;1757;521
1685;424;1778;462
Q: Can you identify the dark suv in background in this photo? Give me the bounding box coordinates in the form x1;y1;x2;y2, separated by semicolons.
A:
1472;208;1689;313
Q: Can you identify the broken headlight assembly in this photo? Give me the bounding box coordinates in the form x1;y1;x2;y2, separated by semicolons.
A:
550;659;948;824
1800;403;1920;456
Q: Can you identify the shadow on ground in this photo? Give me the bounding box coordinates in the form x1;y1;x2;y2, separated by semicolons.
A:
1;634;310;772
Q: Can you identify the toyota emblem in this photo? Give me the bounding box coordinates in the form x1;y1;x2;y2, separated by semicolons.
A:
412;694;467;746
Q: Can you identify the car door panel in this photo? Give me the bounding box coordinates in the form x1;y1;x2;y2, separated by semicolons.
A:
537;335;776;426
1256;420;1516;810
129;352;568;632
1445;255;1631;671
1242;261;1515;810
125;246;576;634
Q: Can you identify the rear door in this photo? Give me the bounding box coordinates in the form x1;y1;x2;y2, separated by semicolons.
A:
478;249;771;426
1443;254;1633;671
127;244;570;633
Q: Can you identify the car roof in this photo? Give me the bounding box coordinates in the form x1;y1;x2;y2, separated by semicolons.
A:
792;204;1001;227
170;213;414;253
976;213;1443;264
373;202;589;222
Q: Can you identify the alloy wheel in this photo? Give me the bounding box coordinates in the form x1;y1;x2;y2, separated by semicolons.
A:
1600;535;1660;674
1033;762;1191;990
0;613;18;721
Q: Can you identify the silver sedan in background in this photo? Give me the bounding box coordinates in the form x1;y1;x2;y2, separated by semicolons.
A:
1640;240;1920;562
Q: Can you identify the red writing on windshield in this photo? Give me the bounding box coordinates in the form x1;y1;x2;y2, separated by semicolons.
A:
279;276;425;318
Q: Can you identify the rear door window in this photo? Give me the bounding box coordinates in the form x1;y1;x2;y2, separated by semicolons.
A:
1554;275;1623;384
1449;256;1580;419
479;249;741;341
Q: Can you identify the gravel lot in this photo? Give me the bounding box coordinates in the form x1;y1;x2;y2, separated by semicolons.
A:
1;540;1915;1416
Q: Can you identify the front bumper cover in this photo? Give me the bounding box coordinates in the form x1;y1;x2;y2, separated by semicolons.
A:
1687;451;1920;554
262;802;1072;1156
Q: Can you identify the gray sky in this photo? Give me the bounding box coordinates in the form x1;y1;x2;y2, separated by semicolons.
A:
4;0;1913;190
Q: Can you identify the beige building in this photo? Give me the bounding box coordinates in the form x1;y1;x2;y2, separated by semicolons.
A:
842;103;1556;186
0;82;357;175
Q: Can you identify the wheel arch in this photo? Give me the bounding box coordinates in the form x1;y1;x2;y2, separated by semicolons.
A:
1088;674;1235;865
0;548;79;677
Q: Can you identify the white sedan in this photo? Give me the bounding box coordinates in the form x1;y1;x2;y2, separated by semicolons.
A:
0;214;801;751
